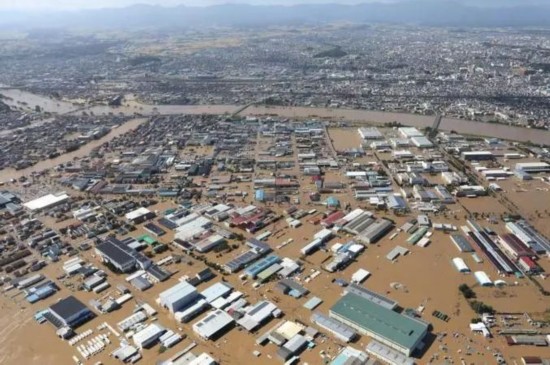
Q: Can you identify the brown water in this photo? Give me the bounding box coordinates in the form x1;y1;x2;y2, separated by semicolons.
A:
0;118;146;181
2;88;549;144
243;106;550;145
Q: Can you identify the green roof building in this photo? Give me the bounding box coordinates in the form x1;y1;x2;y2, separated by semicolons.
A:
329;293;428;356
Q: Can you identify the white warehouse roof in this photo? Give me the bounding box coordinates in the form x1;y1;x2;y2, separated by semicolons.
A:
474;271;493;286
125;207;152;221
24;193;69;211
452;257;470;273
193;309;235;339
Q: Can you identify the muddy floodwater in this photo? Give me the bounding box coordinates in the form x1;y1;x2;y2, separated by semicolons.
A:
2;88;550;145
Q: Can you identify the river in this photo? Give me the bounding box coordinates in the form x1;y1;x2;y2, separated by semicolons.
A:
1;88;549;145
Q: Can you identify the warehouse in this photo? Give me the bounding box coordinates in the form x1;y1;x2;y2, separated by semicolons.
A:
474;271;493;286
158;281;199;313
47;295;94;329
125;207;156;224
331;347;369;365
499;234;535;258
245;255;281;279
23;193;70;212
515;162;550;174
201;282;233;304
450;234;474;252
175;299;209;323
344;284;398;310
517;256;541;274
358;127;384;140
238;301;281;331
310;312;357;343
16;274;45;289
276;278;309;298
366;340;415;365
411;136;433;148
461;151;494;161
194;234;225;253
133;323;166;349
95;237;137;273
452;257;470;273
276;334;309;361
357;219;394;244
329;293;428;356
393;150;415;160
506;220;550;254
117;311;148;332
398;127;423;138
351;269;371;284
193;309;235;340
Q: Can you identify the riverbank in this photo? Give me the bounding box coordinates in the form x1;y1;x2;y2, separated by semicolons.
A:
1;88;549;145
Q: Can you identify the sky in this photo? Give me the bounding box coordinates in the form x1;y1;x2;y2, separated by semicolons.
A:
0;0;386;11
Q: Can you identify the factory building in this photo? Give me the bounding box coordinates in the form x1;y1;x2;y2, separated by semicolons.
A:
310;312;357;343
358;127;384;140
410;136;433;148
461;151;494;161
515;162;550;174
398;127;423;139
193;310;235;340
23;193;70;212
357;219;394;244
47;295;94;329
329;293;428;356
498;234;536;258
158;281;199;313
133;323;166;349
95;237;138;273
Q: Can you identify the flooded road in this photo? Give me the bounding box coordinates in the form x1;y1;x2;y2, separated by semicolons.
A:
2;88;549;144
0;118;146;181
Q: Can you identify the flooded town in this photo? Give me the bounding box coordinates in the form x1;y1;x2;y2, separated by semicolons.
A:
0;2;550;365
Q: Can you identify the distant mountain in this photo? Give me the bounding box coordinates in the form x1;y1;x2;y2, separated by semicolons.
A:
1;1;550;29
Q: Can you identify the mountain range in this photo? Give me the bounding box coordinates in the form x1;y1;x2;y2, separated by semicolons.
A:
1;1;550;29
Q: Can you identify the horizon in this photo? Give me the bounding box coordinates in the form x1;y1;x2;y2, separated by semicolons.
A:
0;0;546;11
0;0;384;11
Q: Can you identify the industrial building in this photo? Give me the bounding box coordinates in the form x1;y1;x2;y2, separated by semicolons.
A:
329;293;428;356
23;192;70;212
515;162;550;174
461;151;494;161
398;127;423;138
411;136;433;148
95;237;138;273
310;312;357;343
237;300;280;331
357;219;394;244
474;271;493;286
498;234;535;258
133;323;166;349
506;220;550;254
47;295;94;329
193;309;235;340
452;257;470;273
358;127;384;140
450;234;474;252
125;207;156;224
344;284;398;310
158;281;199;313
276;334;309;361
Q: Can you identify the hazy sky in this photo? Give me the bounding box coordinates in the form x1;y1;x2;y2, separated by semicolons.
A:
0;0;383;11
